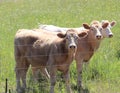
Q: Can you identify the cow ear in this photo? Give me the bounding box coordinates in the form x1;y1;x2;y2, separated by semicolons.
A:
78;31;88;38
57;32;66;38
110;21;116;27
102;23;109;28
83;23;90;29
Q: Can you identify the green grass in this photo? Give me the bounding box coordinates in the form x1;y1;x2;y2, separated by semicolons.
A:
0;0;120;93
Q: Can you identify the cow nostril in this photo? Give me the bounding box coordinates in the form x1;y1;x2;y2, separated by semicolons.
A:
109;34;113;38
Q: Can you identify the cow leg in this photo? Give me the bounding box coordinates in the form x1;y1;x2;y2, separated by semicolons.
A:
21;66;29;91
63;69;72;93
15;66;22;93
83;61;89;72
15;66;28;93
39;67;50;80
76;58;83;88
15;58;27;93
32;66;39;82
49;66;57;93
16;60;29;93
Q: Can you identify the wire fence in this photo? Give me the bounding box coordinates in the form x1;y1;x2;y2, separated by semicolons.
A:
0;0;120;92
0;34;120;93
3;72;120;93
0;39;120;93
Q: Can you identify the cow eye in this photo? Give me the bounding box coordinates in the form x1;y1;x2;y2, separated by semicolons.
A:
91;28;94;31
75;36;78;40
100;28;103;31
66;36;69;39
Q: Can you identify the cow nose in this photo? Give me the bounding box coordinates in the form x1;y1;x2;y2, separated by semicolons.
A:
96;35;102;39
69;45;76;49
109;34;113;38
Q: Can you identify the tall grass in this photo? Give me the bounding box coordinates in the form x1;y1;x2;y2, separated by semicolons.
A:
0;0;120;93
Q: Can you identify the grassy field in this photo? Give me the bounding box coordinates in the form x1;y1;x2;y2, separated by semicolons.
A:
0;0;120;93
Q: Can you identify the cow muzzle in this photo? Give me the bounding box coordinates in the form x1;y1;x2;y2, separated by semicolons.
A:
70;45;76;49
108;34;113;38
69;44;77;49
96;35;102;39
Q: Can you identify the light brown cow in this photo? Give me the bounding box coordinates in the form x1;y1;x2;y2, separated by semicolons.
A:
75;21;109;88
14;28;88;93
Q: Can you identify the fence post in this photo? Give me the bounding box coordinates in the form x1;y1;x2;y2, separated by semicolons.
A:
5;78;8;93
9;89;11;93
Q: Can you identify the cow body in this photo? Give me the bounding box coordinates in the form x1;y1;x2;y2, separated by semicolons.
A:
39;24;85;32
14;28;87;93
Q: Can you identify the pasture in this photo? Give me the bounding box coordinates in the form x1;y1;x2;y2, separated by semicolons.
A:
0;0;120;93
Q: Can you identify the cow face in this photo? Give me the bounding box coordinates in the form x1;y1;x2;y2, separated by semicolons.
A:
57;29;87;51
101;20;116;38
83;23;102;40
83;21;108;40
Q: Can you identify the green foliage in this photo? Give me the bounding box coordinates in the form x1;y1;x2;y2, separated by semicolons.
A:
0;0;120;93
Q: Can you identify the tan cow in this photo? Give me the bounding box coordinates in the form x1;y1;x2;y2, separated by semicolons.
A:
39;21;110;89
75;21;109;89
14;28;88;93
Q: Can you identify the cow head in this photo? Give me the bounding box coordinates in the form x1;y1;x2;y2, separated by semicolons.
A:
83;21;108;40
101;20;116;38
57;29;88;52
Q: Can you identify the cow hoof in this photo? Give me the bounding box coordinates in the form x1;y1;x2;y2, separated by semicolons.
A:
77;87;89;93
16;89;23;93
20;87;26;93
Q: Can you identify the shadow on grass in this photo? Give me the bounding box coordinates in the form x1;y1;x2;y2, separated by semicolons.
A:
26;72;49;93
72;84;89;93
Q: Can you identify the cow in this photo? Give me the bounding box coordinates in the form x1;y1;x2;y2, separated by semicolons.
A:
14;28;88;93
39;21;112;89
75;21;108;88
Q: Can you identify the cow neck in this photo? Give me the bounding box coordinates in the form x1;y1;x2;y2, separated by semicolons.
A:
54;38;75;65
55;39;69;55
68;50;76;60
87;33;102;52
